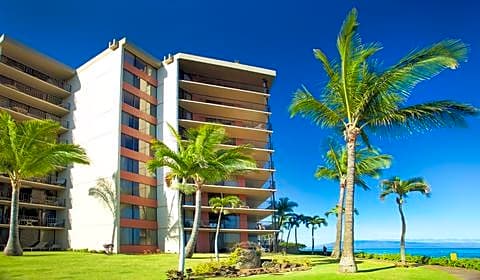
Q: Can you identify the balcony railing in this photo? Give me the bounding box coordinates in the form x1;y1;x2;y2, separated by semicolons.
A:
179;110;271;131
0;192;65;207
28;176;67;187
180;72;268;93
179;90;269;112
184;219;273;231
0;55;71;92
0;96;68;128
18;216;65;228
254;160;274;170
0;74;68;108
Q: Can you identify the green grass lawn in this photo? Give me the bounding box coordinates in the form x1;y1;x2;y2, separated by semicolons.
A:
0;252;456;280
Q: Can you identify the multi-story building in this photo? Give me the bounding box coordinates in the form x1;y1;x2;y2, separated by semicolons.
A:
0;35;277;254
0;35;75;250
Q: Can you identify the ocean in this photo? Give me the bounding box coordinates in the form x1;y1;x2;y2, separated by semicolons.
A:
304;240;480;258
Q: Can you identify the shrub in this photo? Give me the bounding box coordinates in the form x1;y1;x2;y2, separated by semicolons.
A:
355;252;480;271
279;242;307;249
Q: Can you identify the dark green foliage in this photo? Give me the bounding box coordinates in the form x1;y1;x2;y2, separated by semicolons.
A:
356;252;480;271
279;242;307;249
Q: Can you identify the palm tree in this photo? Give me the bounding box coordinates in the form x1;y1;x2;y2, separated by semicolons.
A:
88;175;118;253
270;197;298;252
0;112;89;256
148;124;255;259
380;176;430;265
209;194;242;261
316;143;391;259
305;215;328;254
290;213;304;251
289;8;477;272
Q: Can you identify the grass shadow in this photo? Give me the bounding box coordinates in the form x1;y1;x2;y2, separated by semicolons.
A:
358;265;396;273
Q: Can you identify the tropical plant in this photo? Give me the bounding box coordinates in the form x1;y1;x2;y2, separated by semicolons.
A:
148;124;255;259
289;8;477;272
88;175;118;253
380;176;431;265
316;142;391;259
0;112;89;256
269;197;298;252
285;213;304;251
304;215;328;254
208;194;242;261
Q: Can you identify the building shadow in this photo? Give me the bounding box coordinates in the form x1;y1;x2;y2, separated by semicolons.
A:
358;265;396;273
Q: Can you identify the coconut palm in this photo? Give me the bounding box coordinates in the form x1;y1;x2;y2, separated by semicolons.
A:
316;143;391;259
148;124;255;259
289;213;305;251
209;194;242;261
380;176;430;265
289;8;477;272
269;197;298;252
88;175;118;253
0;112;89;256
305;215;328;254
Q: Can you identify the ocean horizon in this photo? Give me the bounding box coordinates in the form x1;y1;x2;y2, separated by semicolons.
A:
303;240;480;258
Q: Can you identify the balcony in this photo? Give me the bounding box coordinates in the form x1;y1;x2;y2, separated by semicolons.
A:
0;55;71;92
179;110;271;131
0;192;65;208
183;219;277;233
182;205;274;219
0;74;69;115
0;95;68;130
16;216;65;228
179;90;268;112
181;72;268;93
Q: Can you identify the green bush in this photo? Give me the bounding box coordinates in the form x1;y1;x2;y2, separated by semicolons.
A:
279;242;307;249
355;252;480;271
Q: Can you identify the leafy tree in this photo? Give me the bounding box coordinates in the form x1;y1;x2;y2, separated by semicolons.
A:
148;124;255;259
208;194;242;261
380;176;430;265
88;175;118;253
269;197;298;252
305;215;328;254
316;143;391;259
0;112;89;256
289;8;477;272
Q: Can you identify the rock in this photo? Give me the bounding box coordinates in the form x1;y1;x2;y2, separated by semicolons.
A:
235;248;261;269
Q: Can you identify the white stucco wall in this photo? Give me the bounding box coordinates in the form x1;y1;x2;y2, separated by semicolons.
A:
157;59;180;253
67;45;123;252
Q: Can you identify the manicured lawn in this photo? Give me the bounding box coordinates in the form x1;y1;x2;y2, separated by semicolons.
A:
0;252;456;280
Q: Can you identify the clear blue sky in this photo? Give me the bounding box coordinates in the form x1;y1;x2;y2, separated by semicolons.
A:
2;0;479;246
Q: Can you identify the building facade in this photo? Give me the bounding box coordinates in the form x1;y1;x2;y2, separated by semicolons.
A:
0;35;277;254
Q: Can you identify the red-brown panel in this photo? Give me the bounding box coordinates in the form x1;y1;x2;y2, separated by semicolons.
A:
120;147;152;163
120;218;157;229
121;125;154;144
196;232;210;253
120;194;157;208
122;83;157;105
239;214;248;229
119;245;158;254
240;232;248;242
120;170;157;186
123;62;158;86
122;104;157;125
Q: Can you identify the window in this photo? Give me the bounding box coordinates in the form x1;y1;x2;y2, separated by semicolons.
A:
123;70;157;98
124;51;157;78
123;90;140;109
124;51;135;66
120;227;157;245
121;112;139;129
120;156;139;173
121;134;139;151
123;70;140;88
120;203;156;220
120;179;156;199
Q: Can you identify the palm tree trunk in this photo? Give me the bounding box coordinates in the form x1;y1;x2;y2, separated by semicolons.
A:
339;127;358;273
110;221;116;254
285;227;292;251
294;226;298;251
274;216;283;253
332;182;346;259
214;208;223;262
398;201;407;265
4;178;23;256
178;191;185;273
185;186;202;258
311;227;315;255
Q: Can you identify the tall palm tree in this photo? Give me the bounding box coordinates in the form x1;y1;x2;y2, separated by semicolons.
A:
0;112;89;256
88;175;118;253
208;194;242;261
269;197;298;252
316;143;391;259
380;176;430;265
148;124;255;259
305;215;328;254
290;213;304;251
289;8;477;272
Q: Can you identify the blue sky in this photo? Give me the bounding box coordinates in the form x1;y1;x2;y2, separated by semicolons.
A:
1;0;479;246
